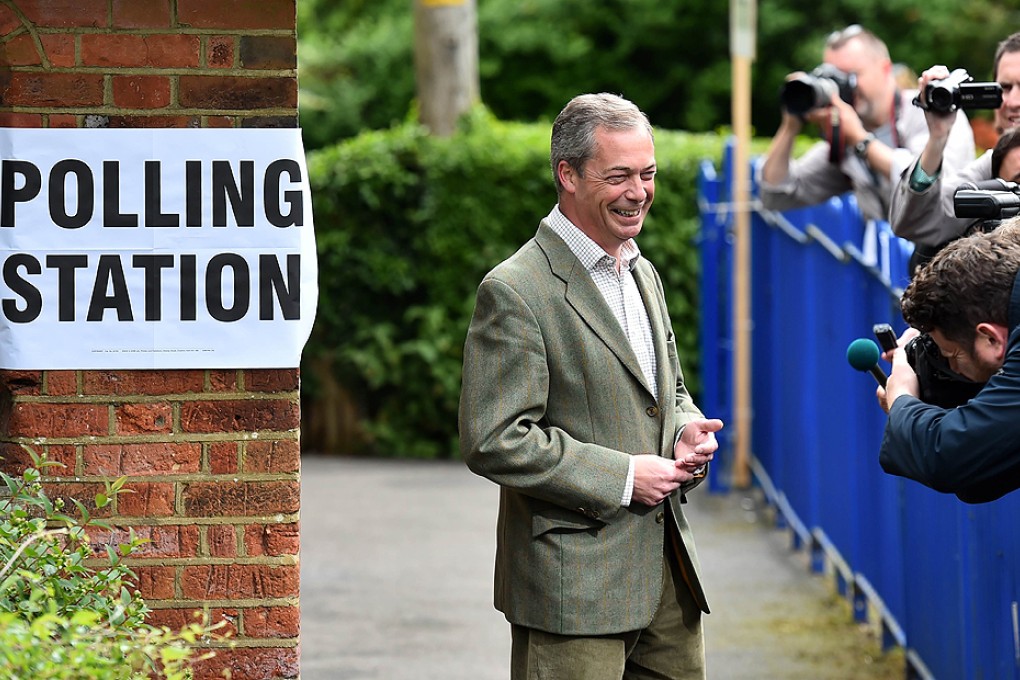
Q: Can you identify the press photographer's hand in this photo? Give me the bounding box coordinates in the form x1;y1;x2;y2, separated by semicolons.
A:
918;65;959;135
883;341;921;410
877;328;920;413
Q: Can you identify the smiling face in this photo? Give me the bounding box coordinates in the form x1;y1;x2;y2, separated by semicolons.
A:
996;50;1020;133
556;126;656;258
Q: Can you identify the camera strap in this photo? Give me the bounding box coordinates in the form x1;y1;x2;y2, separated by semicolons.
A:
828;107;843;164
891;91;902;148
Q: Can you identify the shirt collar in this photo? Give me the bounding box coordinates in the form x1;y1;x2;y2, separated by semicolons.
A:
546;205;642;271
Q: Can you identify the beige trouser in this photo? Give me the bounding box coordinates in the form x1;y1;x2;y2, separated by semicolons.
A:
510;546;705;680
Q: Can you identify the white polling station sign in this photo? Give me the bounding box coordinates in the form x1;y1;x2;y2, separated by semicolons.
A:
0;127;317;369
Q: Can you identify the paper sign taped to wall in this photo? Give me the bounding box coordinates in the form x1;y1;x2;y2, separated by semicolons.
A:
0;127;318;369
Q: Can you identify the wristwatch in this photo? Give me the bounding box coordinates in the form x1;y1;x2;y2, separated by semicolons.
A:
854;133;876;160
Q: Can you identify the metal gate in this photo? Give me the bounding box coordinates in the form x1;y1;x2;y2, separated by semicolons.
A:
698;141;1020;679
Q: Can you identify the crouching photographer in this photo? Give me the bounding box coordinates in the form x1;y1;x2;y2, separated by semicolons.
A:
878;217;1020;503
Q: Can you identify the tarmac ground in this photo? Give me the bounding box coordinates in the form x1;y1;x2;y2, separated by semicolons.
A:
299;456;905;679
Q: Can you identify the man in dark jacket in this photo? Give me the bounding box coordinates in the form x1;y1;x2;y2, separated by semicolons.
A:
879;218;1020;502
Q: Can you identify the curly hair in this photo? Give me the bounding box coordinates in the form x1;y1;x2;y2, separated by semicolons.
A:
901;218;1020;347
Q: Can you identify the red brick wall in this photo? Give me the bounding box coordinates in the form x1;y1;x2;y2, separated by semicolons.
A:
0;3;301;678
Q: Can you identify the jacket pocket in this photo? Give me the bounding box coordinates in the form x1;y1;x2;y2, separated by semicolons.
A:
532;505;604;537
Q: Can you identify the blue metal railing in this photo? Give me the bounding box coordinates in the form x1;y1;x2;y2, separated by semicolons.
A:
698;139;1020;679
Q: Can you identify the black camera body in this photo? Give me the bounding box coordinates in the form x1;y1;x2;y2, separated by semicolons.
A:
953;179;1020;223
780;64;857;116
921;68;1002;114
904;333;984;408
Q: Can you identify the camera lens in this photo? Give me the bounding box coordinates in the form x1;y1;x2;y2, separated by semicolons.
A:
780;79;819;116
926;85;956;113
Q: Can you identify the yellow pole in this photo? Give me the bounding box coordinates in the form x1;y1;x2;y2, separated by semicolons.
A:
729;0;755;488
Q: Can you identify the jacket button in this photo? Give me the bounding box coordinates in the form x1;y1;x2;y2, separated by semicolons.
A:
655;511;665;524
645;406;659;417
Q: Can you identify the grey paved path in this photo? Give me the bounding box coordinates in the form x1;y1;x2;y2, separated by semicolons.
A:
298;456;903;679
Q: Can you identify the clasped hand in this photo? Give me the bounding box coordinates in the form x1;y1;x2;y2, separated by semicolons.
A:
631;418;724;507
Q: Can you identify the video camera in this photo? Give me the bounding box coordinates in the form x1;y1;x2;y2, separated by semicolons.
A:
915;68;1002;114
903;333;984;408
779;64;856;116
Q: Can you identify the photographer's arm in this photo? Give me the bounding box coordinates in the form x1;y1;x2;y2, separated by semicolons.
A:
824;94;897;179
759;105;855;211
915;66;958;177
760;112;803;186
889;65;985;247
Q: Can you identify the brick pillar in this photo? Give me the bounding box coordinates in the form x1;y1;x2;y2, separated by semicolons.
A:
0;3;301;679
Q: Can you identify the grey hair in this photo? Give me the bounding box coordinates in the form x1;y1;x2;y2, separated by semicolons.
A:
994;32;1020;79
550;93;653;194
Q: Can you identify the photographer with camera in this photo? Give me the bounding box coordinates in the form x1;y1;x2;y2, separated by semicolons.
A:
878;219;1020;503
890;32;1020;269
760;25;976;223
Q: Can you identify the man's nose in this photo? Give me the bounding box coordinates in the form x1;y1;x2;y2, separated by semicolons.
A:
1003;87;1020;108
625;177;648;200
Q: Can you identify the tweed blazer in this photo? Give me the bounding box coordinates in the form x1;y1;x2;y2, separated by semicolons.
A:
459;220;709;636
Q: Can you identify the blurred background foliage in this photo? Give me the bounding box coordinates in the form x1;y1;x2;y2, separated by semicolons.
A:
297;0;1015;456
298;0;1011;150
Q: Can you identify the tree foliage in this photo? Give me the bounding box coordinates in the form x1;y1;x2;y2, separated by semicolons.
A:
298;0;1017;148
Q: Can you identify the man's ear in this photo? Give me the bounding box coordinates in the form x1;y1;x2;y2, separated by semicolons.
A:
557;160;578;194
975;322;1010;362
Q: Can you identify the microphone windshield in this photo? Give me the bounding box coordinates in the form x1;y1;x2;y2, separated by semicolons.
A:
846;338;881;371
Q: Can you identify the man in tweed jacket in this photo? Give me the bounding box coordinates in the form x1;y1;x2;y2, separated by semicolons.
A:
459;93;723;680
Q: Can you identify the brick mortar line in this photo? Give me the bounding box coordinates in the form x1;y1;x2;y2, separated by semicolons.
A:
185;639;299;649
0;107;299;116
115;556;299;567
79;513;301;525
6;392;300;403
5;67;296;76
11;433;299;445
28;29;295;36
42;474;300;484
146;596;298;609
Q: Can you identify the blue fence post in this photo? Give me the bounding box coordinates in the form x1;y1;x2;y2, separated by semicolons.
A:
697;158;732;493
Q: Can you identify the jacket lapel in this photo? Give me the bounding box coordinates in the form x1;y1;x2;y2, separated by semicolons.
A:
536;221;655;398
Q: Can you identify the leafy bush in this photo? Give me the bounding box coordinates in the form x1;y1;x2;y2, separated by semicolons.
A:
0;446;227;679
303;107;727;457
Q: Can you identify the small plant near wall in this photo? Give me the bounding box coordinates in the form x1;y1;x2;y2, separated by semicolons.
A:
0;445;231;680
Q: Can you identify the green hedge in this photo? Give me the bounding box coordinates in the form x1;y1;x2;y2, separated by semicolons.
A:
302;107;729;458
